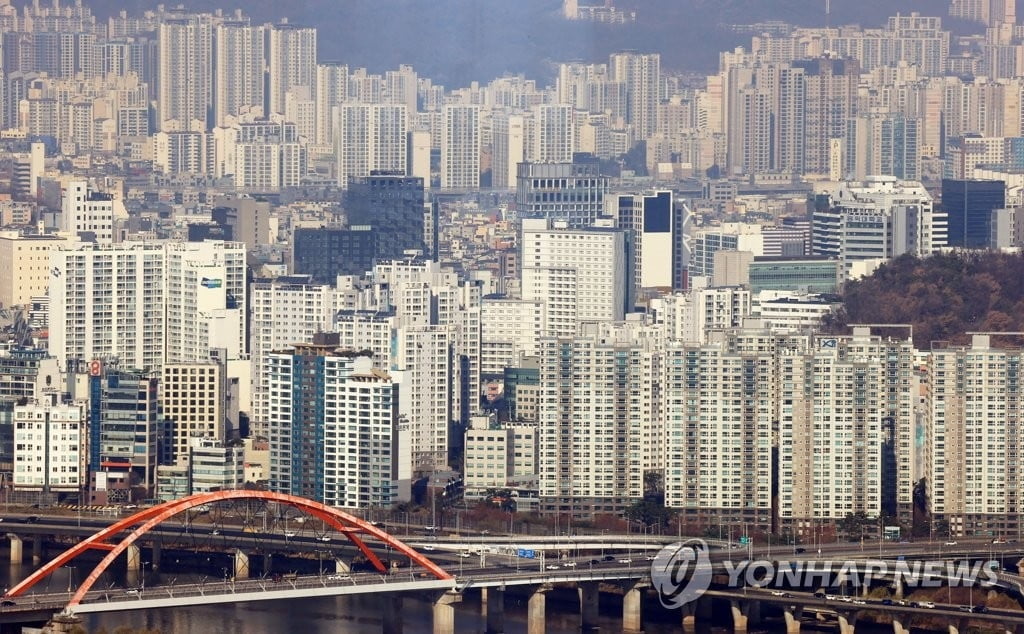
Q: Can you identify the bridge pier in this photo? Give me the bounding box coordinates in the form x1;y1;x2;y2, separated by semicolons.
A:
150;540;161;571
528;584;552;634
579;582;599;632
382;594;403;634
696;594;712;619
482;587;505;634
234;549;249;580
44;612;83;633
125;543;141;574
622;582;645;634
730;600;748;634
31;536;42;564
7;534;22;564
837;611;856;634
783;605;802;634
432;590;462;634
892;617;909;634
892;577;904;600
949;617;968;634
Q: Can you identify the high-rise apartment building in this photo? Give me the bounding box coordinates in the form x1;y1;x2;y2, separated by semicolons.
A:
267;337;398;508
520;217;628;338
212;21;265;127
492;112;526;190
441;104;481;189
538;322;663;517
267;23;317;117
334;104;408;188
607;191;684;293
249;276;336;429
928;334;1024;537
609;51;660;140
157;16;213;131
534;104;574;163
0;232;64;308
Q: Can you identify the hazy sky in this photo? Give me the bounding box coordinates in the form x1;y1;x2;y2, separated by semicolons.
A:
84;0;981;85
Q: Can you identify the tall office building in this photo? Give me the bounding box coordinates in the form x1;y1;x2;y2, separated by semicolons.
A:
812;177;947;276
514;157;609;227
212;21;265;127
334;104;408;188
609;51;660;140
291;227;378;282
441;104;481;189
87;365;160;490
157;16;213;131
941;179;1006;248
520;218;628;337
266;336;398;508
267;24;317;117
777;330;915;528
162;363;226;464
346;172;427;259
538;322;664;517
928;334;1024;537
607;191;684;293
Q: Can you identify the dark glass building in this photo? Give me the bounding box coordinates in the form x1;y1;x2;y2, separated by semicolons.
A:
292;227;378;283
345;171;429;259
942;179;1005;248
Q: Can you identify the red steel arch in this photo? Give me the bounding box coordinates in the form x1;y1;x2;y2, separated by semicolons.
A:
4;490;452;610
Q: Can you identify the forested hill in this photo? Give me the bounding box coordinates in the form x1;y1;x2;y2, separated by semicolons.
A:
824;252;1024;349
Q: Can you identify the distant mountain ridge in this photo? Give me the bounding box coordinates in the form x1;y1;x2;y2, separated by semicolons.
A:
48;0;986;84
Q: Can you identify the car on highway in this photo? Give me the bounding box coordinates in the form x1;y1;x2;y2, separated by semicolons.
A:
770;591;786;597
813;592;826;599
603;555;615;562
458;552;472;558
1;600;15;607
26;516;38;523
944;540;958;546
211;529;221;536
546;564;560;570
319;536;330;542
284;531;296;538
795;547;806;554
618;558;632;564
563;561;577;567
920;601;936;608
424;525;438;531
422;545;436;551
972;605;989;613
881;599;893;605
125;588;140;596
853;600;866;605
992;538;1008;544
958;605;973;613
645;555;656;561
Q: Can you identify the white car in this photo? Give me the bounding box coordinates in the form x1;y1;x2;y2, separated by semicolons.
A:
618;559;632;564
422;545;436;551
319;536;331;542
920;601;936;609
327;575;351;581
944;540;958;546
770;591;786;597
546;564;560;570
458;552;472;558
563;561;577;567
284;532;296;538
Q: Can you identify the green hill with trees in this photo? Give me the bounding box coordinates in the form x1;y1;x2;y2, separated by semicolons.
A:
823;252;1024;349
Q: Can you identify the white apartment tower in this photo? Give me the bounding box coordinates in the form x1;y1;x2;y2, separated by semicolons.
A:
157;16;213;131
520;218;628;338
13;400;87;493
492;112;525;189
267;24;317;117
441;104;481;189
534;103;574;163
213;21;265;127
609;51;660;140
334;103;408;188
928;334;1024;537
538;322;664;517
